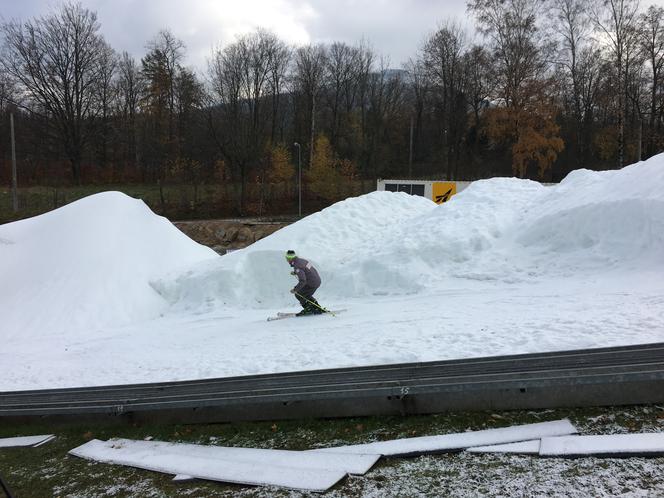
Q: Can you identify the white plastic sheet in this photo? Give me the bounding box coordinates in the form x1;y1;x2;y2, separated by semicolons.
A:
0;435;55;448
315;419;577;457
69;438;380;492
466;439;542;454
540;433;664;457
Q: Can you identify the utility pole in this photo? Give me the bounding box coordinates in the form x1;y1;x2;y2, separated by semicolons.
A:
10;112;18;212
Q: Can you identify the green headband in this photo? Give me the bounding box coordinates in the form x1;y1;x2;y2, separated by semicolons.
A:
285;252;296;260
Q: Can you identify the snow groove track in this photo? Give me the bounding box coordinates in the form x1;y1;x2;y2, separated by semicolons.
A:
2;343;664;425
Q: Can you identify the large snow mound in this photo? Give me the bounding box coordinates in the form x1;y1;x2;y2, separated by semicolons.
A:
158;154;664;311
0;192;218;338
2;154;662;340
517;159;664;268
153;191;436;309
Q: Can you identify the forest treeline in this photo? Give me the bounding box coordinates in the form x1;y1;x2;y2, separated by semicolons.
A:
1;0;663;216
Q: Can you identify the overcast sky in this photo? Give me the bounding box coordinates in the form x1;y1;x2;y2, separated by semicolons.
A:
1;0;471;70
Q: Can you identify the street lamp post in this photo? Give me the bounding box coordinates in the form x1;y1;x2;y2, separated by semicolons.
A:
294;142;301;218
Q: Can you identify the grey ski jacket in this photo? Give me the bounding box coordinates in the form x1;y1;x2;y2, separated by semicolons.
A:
289;257;321;293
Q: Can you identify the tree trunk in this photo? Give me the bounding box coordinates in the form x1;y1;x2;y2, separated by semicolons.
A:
309;94;316;168
70;155;82;185
158;179;165;213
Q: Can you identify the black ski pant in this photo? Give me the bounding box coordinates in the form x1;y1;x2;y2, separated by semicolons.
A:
295;284;320;310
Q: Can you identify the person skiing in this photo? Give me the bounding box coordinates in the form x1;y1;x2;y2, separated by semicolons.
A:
285;250;324;316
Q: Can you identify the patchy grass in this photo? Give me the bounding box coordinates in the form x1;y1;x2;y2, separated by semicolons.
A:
1;405;663;497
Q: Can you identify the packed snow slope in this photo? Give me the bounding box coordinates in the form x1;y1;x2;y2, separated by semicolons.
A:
157;155;664;311
0;192;218;339
1;155;663;390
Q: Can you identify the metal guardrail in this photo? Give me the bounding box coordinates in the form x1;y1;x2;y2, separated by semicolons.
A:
2;343;663;425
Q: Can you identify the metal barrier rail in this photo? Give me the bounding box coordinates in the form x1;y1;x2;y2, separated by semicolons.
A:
2;343;663;424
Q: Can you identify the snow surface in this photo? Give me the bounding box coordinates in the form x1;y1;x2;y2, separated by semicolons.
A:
0;192;217;340
1;155;664;390
69;437;380;491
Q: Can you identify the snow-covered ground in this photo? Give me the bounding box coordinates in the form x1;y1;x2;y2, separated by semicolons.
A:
1;155;663;391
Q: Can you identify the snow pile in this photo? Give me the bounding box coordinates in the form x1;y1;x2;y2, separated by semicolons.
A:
154;191;436;309
356;156;664;283
1;158;663;390
2;154;663;341
0;192;217;338
367;177;547;283
159;154;664;311
517;159;664;270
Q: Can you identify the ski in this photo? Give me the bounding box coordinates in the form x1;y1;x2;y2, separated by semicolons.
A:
267;309;346;322
267;313;298;321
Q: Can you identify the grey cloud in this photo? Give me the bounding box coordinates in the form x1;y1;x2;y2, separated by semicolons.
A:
306;0;467;66
1;0;470;69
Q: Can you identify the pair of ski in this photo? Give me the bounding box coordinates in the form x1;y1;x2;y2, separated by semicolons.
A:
267;309;346;322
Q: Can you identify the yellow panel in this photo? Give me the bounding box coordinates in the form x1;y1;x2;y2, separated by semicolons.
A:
432;182;457;204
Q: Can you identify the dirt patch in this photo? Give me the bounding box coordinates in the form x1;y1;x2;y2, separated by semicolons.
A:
174;219;292;254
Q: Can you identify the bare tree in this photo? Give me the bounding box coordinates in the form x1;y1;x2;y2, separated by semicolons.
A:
364;59;407;178
208;31;280;214
0;2;106;183
208;40;248;211
577;45;605;161
469;0;550;107
0;73;15;111
117;52;144;172
469;0;563;179
589;0;641;167
463;44;494;176
354;41;375;163
550;0;593;166
639;4;664;156
266;35;291;142
423;22;468;177
95;41;118;168
463;45;494;125
174;67;203;150
143;30;185;144
293;44;328;168
142;29;185;196
325;42;358;146
245;30;292;212
404;56;432;172
239;30;272;136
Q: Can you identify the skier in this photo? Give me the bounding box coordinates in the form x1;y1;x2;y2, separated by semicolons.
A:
285;250;325;316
